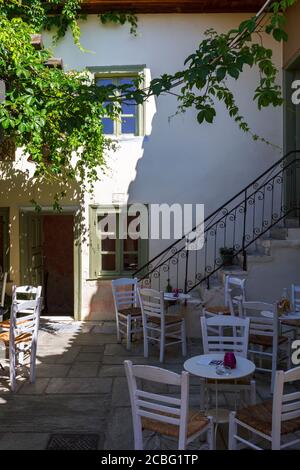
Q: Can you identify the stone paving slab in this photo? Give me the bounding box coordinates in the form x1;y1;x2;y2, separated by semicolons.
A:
19;379;50;395
104;407;134;450
0;433;50;450
36;364;71;378
0;395;110;433
46;377;112;394
98;365;126;377
111;378;130;407
76;352;104;363
68;362;99;378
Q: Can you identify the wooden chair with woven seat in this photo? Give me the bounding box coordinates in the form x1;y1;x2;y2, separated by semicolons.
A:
0;298;42;391
0;284;42;331
229;365;300;450
138;288;187;363
200;315;256;409
111;278;142;350
204;275;246;317
238;301;290;392
124;360;214;450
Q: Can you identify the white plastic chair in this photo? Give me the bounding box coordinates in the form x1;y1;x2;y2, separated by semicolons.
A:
238;301;290;392
229;366;300;450
200;315;256;408
204;275;246;317
124;360;214;450
111;278;142;350
138;288;187;363
0;298;42;391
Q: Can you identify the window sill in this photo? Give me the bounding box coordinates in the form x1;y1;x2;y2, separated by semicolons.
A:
105;134;144;142
87;272;139;282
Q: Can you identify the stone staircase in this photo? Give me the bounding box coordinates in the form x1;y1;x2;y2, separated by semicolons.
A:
194;218;300;308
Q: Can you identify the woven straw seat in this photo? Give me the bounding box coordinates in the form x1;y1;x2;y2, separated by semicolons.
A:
142;409;209;438
0;320;10;329
249;334;288;347
236;400;300;436
205;305;231;315
118;307;141;317
149;315;182;326
281;319;300;327
0;331;32;346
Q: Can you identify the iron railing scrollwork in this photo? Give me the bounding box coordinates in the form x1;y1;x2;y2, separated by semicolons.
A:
133;151;300;293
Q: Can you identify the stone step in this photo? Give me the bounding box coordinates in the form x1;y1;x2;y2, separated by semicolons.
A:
287;228;300;241
270;226;288;240
285;217;300;229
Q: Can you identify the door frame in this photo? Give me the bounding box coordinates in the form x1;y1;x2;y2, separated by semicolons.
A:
19;206;82;320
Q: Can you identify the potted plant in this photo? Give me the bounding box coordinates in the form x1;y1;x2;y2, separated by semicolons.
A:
219;247;235;266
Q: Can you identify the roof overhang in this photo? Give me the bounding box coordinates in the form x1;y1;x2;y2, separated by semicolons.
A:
50;1;266;14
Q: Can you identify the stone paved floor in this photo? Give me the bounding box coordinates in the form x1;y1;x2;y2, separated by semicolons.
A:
0;319;297;450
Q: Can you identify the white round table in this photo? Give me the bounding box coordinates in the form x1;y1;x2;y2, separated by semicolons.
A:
184;354;255;429
261;310;300;321
164;293;191;302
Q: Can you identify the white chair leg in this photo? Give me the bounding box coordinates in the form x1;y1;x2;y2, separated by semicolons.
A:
9;344;16;392
207;417;214;450
159;331;165;363
181;320;187;357
200;379;206;411
228;412;237;450
250;380;256;405
126;315;132;351
30;344;37;383
116;314;121;343
143;321;149;358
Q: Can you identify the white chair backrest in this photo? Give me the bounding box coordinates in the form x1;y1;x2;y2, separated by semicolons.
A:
0;272;7;307
10;297;42;338
224;276;246;307
124;360;189;449
238;300;278;340
292;284;300;312
201;315;250;357
111;278;139;311
272;366;300;444
138;288;165;320
12;285;42;303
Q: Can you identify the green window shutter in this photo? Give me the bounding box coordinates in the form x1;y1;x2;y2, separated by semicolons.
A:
89;206;101;278
89;65;146;137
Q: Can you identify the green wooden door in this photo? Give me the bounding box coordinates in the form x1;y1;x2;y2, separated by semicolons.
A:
20;211;44;287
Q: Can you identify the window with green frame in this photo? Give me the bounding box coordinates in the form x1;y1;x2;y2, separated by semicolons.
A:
89;205;148;278
0;208;9;275
89;65;145;137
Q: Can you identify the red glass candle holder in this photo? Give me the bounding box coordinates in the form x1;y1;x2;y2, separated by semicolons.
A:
173;288;180;298
224;352;236;369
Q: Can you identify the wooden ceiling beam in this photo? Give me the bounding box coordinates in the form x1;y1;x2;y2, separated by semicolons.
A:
48;1;266;14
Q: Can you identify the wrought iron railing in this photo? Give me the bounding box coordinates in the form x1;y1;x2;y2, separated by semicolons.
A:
133;151;300;293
